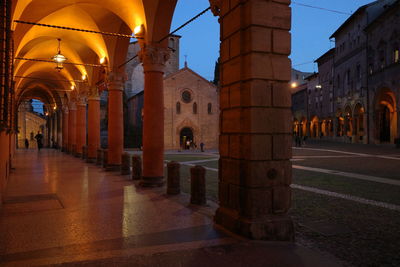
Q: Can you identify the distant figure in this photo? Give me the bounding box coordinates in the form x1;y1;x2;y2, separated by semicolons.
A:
295;135;301;147
200;142;204;152
34;131;44;151
24;138;29;149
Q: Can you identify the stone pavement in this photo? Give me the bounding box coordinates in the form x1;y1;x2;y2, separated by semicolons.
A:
0;149;341;266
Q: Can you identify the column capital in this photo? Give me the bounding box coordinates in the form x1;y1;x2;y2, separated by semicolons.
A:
76;91;88;106
69;102;77;111
88;86;100;100
62;106;69;114
107;71;126;91
138;44;170;73
209;0;222;16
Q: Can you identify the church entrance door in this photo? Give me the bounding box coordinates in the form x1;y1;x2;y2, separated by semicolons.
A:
180;127;194;150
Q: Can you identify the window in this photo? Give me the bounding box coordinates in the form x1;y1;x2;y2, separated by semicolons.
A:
379;50;385;69
393;46;399;63
356;65;361;81
181;90;192;103
176;102;181;114
207;103;212;114
346;69;351;85
193;102;197;114
368;64;374;75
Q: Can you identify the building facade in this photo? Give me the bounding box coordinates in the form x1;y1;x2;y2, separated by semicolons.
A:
292;0;400;145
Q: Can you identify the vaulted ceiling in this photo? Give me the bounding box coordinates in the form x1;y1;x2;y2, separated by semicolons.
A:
12;0;177;108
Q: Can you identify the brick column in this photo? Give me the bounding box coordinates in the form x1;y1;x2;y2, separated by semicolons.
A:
62;106;69;152
211;0;294;240
87;86;101;162
68;103;77;154
107;72;124;170
139;44;170;187
75;97;87;157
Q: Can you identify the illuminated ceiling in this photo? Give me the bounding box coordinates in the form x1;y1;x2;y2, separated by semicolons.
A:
12;0;177;106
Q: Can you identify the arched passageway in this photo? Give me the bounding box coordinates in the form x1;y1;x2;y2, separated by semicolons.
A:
1;0;294;241
374;88;398;144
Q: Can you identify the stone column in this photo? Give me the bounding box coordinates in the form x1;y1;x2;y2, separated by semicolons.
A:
52;113;57;147
87;86;101;162
107;72;124;170
211;0;294;240
68;103;77;154
57;111;62;148
139;44;170;187
62;106;69;151
75;97;87;157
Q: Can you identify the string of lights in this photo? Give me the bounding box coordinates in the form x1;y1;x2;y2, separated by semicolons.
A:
15;57;103;68
14;75;83;83
119;6;211;68
14;20;134;38
291;1;352;15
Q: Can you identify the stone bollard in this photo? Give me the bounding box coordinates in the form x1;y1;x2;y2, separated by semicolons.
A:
96;149;103;165
121;153;131;175
190;165;206;205
102;149;108;168
131;155;142;180
167;161;180;195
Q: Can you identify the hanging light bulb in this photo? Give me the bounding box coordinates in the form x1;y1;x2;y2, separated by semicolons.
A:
53;38;67;71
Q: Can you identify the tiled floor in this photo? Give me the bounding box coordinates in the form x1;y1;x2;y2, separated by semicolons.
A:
0;149;341;266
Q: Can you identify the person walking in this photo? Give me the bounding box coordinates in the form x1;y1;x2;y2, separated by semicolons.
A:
24;138;29;149
200;142;204;152
34;131;44;151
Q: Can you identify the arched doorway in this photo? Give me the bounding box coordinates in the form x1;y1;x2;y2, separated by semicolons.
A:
380;106;391;142
353;104;365;143
374;88;398;144
310;116;319;138
344;106;353;140
180;127;193;150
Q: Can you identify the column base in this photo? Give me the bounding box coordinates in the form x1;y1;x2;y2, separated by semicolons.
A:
86;157;96;163
140;176;165;187
75;153;82;158
215;207;294;241
105;164;120;172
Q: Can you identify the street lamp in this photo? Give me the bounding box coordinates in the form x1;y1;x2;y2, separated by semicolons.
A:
52;38;67;71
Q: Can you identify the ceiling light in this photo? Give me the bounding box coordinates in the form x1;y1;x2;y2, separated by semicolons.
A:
53;38;67;72
99;57;106;64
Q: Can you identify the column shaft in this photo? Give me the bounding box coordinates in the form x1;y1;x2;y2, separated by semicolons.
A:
107;79;124;169
62;109;69;151
213;0;294;240
68;107;77;154
75;103;87;156
138;45;169;187
142;71;164;185
87;97;100;161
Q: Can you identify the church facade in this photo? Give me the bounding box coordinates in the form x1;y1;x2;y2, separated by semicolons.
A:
125;37;219;150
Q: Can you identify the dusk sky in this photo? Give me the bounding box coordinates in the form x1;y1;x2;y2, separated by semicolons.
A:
171;0;375;79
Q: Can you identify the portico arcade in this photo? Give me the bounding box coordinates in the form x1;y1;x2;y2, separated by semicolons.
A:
1;0;294;240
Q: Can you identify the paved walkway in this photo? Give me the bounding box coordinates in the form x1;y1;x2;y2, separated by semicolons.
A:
0;149;341;266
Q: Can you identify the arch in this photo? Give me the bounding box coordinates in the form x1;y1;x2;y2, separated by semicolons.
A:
310;116;319;138
179;127;194;150
344;105;353;138
374;88;398;144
